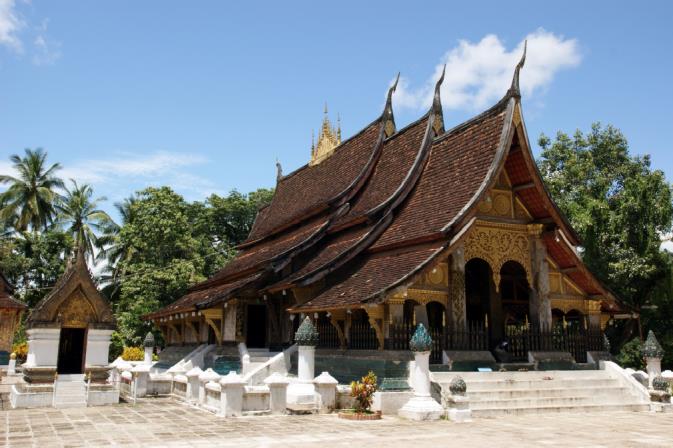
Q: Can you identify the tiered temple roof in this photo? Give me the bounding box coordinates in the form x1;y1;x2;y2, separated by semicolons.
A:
0;272;26;311
148;53;619;321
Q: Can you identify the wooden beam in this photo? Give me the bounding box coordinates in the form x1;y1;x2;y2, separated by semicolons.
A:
512;182;535;192
561;267;579;274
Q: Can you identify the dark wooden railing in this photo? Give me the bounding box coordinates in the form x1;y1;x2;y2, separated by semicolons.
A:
445;321;489;351
317;320;340;349
348;320;378;350
387;322;413;350
505;324;604;363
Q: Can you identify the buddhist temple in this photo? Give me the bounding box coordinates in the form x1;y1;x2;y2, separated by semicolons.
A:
147;50;623;368
0;272;26;366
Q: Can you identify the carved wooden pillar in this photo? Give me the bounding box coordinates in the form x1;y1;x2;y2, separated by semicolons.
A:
365;305;385;350
531;237;552;328
449;244;466;330
329;309;347;350
586;300;602;329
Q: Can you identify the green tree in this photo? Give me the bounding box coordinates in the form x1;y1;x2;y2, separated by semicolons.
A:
0;148;64;232
55;180;116;259
97;196;135;301
538;123;673;343
115;187;207;344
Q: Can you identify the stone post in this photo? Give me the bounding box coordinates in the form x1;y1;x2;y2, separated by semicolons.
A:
186;366;203;403
198;368;221;405
287;317;319;410
531;236;552;328
264;372;290;414
296;317;318;383
143;332;155;366
219;371;246;417
398;324;443;421
644;331;664;388
313;371;338;413
7;352;17;375
131;364;151;397
441;376;471;422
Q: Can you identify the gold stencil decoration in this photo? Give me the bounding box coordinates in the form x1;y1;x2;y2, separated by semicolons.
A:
56;288;97;328
464;223;533;290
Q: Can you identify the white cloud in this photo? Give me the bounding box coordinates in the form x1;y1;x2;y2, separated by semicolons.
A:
32;18;60;66
394;29;581;112
1;151;215;199
0;0;23;52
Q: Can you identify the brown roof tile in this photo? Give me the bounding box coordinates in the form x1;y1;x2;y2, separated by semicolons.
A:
373;103;508;249
0;295;27;310
292;243;445;312
146;273;262;319
246;122;381;241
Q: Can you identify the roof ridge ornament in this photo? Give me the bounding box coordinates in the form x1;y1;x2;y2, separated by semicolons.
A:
508;40;527;98
309;103;341;166
432;64;446;135
383;72;400;138
276;158;283;182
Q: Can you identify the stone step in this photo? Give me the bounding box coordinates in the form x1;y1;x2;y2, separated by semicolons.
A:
464;378;620;392
470;394;640;409
54;401;87;409
467;385;632;400
472;403;649;418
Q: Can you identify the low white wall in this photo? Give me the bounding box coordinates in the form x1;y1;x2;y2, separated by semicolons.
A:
372;390;414;414
601;361;650;404
10;385;52;409
87;388;119;406
243;386;270;412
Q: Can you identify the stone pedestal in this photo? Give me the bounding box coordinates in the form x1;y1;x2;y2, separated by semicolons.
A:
198;368;221;405
131;364;150;397
264;372;290;414
219;371;246;417
298;345;315;383
447;395;471;422
313;371;338;413
186;366;203;403
399;351;443;421
647;357;662;389
143;332;155;366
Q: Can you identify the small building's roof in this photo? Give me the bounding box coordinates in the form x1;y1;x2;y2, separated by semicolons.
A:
0;271;26;311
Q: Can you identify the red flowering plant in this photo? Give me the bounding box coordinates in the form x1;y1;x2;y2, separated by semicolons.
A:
350;371;378;413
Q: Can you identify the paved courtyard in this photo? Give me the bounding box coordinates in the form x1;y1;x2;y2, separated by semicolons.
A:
1;398;673;447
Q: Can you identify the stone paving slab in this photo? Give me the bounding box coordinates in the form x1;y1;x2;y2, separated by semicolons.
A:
1;398;673;447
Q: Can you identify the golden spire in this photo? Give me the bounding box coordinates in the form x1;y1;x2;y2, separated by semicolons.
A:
310;103;341;166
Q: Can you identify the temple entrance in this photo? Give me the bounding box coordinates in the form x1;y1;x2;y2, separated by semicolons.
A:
246;304;267;348
57;328;86;374
500;261;530;327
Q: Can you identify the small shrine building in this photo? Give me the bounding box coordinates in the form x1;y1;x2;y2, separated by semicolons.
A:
0;272;27;366
147;52;625;364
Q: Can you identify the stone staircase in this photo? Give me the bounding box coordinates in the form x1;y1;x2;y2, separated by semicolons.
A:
243;348;281;375
432;370;650;417
53;374;87;408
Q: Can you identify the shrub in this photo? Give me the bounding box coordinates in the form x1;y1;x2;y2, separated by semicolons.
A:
616;338;645;370
12;342;28;363
652;375;670;392
108;331;124;362
121;346;145;361
350;371;377;413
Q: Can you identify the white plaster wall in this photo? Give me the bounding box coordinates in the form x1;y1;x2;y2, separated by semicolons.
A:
10;386;53;409
243;387;270;412
85;329;113;367
25;328;60;367
87;389;120;406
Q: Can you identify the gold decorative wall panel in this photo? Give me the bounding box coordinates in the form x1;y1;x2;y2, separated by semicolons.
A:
464;222;535;289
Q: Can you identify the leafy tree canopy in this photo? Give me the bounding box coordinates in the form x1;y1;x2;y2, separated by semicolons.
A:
538;123;673;341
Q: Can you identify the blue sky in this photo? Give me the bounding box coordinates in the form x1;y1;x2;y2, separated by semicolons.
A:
1;1;672;219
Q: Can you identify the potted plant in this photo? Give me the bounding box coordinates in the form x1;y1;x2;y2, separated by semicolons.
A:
339;371;381;420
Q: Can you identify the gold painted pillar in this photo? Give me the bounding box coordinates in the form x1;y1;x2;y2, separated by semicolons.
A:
530;233;552;328
586;300;602;329
449;244;466;329
0;308;23;353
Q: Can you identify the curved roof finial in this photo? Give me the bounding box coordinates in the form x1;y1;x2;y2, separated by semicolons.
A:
508;40;527;97
383;72;400;138
431;65;446;135
433;64;446;108
276;158;283;181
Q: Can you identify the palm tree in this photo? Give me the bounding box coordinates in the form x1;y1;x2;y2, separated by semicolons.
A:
97;196;136;298
55;180;116;259
0;148;64;232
